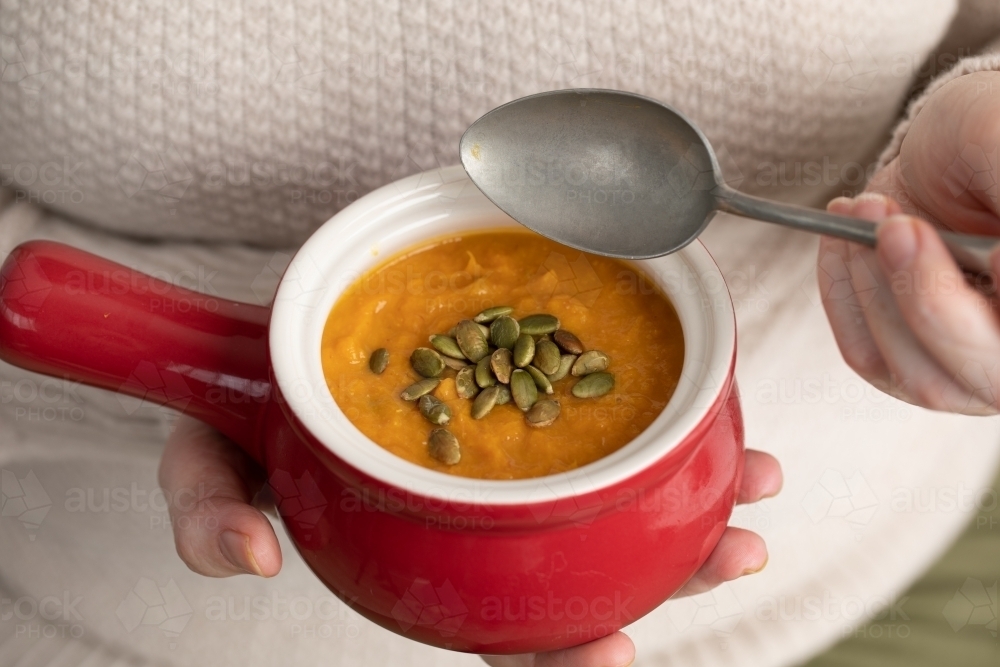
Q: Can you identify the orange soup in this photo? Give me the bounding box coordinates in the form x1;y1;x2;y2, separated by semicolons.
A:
321;229;685;480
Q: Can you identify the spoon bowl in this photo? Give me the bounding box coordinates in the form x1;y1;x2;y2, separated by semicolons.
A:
461;89;716;258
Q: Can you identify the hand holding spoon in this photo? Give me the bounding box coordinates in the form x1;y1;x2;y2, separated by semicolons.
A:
460;89;998;273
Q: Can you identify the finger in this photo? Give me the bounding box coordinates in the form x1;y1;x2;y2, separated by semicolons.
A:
821;194;902;382
674;527;767;597
875;215;1000;412
948;72;1000;221
823;196;963;407
840;240;966;408
481;632;635;667
817;234;891;386
158;417;282;577
818;236;886;376
736;450;782;504
828;191;904;219
855;159;941;224
903;72;1000;232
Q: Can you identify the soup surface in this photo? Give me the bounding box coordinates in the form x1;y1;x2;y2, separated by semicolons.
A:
321;229;685;479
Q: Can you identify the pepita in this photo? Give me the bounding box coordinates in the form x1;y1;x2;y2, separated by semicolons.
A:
572;371;615;398
428;428;461;465
454;320;489;362
495;384;512;405
547;354;576;382
410;347;445;377
513;333;536;368
429;334;466;360
442;356;470;371
571;350;610;376
471;385;501;419
400;378;440;401
534;340;561;375
369;348;389;374
553;329;585;355
518;313;560;335
418;394;452;425
489;315;520;350
455;366;479;399
490;348;514;384
525;399;560;427
510;369;538;411
525;365;554;395
474;306;513;323
475;356;497;388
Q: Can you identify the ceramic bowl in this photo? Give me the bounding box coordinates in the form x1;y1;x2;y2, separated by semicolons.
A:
0;165;743;653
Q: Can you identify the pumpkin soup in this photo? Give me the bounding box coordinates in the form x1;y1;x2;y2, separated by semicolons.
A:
321;229;685;480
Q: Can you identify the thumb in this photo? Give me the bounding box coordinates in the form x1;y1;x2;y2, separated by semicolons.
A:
158;417;282;577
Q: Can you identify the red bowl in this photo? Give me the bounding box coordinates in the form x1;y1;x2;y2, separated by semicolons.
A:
0;165;743;654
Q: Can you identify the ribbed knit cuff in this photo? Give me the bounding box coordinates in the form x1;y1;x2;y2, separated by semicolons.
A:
876;36;1000;171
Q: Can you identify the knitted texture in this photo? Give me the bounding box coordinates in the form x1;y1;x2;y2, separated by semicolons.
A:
2;0;987;247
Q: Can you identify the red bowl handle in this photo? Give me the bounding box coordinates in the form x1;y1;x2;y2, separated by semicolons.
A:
0;241;271;463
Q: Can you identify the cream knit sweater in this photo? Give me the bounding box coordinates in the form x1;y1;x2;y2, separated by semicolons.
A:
3;3;1000;667
2;0;999;247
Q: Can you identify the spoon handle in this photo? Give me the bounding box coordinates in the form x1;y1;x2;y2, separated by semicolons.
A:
715;188;998;275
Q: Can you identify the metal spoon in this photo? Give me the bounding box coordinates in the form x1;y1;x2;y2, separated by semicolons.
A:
460;89;997;273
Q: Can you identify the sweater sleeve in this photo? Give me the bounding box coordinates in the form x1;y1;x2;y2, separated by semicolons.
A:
876;0;1000;170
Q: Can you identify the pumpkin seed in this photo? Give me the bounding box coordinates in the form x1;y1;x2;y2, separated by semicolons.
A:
510;369;538;411
572;371;615;398
418;394;452;425
518;313;560;335
442;356;470;371
475;356;496;388
410;347;445;377
553;329;585;354
525;365;554;395
455;366;479;399
525;399;560;427
489;315;520;350
429;334;467;360
534;340;561;375
477;323;492;340
471;385;501;419
369;348;389;374
490;348;514;384
474;306;513;323
428;428;461;465
495;384;512;405
547;354;576;382
513;333;536;368
454;320;489;362
571;350;610;376
400;378;440;401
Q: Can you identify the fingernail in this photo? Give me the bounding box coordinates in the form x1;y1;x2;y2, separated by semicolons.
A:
851;192;889;221
827;196;855;213
877;215;918;270
741;554;768;576
855;192;888;204
219;530;264;576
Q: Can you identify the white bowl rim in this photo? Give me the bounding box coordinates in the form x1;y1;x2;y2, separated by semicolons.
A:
270;165;736;506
